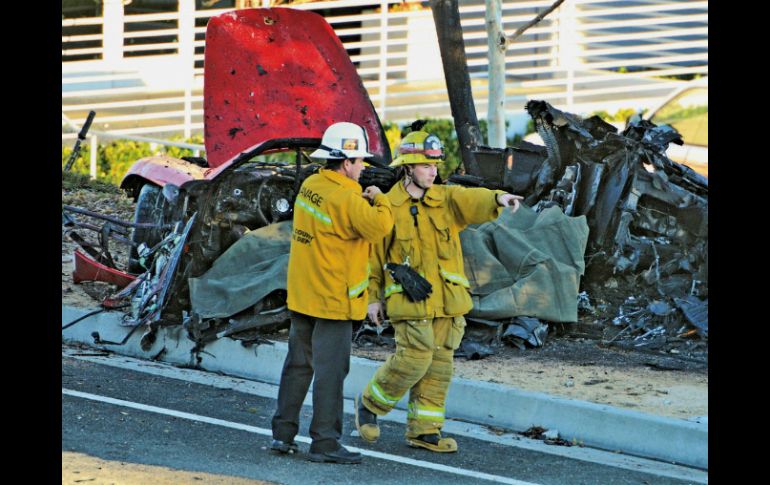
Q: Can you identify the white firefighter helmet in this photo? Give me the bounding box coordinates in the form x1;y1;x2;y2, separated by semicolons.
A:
310;122;374;160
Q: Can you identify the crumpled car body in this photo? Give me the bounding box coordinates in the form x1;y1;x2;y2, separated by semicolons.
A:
118;7;393;277
70;8;393;340
66;8;706;354
120;7;393;231
453;101;707;288
524;100;707;284
438;100;707;353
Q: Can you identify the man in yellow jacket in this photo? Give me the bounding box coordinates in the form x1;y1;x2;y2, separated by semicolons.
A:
271;122;394;464
354;129;522;453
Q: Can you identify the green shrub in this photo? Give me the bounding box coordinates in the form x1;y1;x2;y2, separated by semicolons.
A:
613;107;637;123
162;134;204;159
62;136;205;186
101;140;154;184
417;119;462;179
588;107;646;123
61;143;93;176
383;121;402;158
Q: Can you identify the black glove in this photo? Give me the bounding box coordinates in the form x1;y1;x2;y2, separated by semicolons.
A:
384;263;432;302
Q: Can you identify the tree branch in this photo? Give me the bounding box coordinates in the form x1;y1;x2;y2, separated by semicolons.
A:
506;0;566;44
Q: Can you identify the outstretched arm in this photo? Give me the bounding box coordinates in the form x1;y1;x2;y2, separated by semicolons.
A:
495;193;524;213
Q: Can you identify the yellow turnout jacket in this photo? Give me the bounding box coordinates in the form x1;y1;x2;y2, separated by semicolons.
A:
287;169;393;320
368;181;505;320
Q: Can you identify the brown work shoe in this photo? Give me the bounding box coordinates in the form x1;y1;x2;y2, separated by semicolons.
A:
406;433;458;453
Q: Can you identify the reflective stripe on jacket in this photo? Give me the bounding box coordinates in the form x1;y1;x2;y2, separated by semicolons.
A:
287;169;393;320
368;182;505;320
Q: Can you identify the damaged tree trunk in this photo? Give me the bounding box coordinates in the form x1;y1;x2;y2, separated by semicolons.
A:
430;0;482;176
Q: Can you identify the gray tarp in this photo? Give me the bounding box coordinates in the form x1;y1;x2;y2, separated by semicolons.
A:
462;206;588;322
189;221;292;318
189;205;588;323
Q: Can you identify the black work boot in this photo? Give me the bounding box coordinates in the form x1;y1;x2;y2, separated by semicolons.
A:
354;394;380;442
270;439;299;454
308;445;362;464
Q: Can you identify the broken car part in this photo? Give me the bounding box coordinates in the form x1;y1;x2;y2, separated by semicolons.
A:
72;249;137;288
63;110;96;172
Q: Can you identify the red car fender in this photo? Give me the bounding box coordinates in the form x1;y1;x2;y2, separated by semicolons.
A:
72;249;137;288
120;155;210;192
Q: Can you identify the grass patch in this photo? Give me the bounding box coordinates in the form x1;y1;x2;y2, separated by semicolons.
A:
62;171;122;194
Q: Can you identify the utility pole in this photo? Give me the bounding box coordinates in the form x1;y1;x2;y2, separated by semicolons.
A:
486;0;507;148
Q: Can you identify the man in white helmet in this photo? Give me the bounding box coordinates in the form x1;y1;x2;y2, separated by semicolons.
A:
271;122;394;464
354;129;522;453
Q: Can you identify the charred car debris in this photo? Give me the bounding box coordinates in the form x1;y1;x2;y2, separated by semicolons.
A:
62;8;707;360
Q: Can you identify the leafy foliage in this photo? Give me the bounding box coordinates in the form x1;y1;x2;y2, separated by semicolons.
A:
62;136;204;186
589;107;643;123
163;134;204;159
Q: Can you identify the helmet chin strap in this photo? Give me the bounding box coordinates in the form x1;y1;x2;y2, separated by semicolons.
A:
404;168;428;195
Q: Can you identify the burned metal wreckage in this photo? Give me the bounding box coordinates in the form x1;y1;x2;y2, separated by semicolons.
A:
445;101;708;357
62;8;707;359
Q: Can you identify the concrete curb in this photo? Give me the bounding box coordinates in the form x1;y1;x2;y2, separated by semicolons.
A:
62;306;707;469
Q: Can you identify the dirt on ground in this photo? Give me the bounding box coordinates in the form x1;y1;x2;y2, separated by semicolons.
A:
62;182;708;422
352;333;706;421
62;184;136;308
63;452;278;485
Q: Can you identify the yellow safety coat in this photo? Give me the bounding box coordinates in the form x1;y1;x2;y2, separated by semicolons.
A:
368;181;505;320
287;169;393;320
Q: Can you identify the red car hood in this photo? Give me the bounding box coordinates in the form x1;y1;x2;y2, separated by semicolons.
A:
204;8;390;169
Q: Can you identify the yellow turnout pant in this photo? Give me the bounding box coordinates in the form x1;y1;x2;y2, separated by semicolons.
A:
362;316;466;437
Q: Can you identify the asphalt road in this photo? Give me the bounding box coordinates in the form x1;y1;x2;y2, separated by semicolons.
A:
62;350;705;485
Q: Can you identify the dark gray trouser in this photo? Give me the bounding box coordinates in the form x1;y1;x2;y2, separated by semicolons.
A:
271;311;353;453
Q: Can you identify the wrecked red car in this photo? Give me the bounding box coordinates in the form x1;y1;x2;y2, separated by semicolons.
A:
63;8;707;354
105;9;390;335
122;7;393;271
